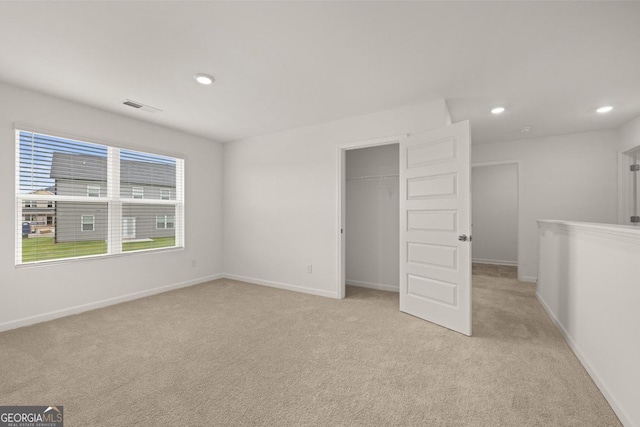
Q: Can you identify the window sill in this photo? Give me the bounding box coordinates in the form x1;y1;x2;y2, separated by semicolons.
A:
15;245;185;269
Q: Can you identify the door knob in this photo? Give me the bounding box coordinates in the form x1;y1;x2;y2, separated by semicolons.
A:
458;234;468;241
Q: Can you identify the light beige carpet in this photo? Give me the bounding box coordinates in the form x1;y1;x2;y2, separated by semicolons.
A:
0;276;620;426
472;262;518;279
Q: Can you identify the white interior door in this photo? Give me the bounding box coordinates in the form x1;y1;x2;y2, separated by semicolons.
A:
399;121;472;336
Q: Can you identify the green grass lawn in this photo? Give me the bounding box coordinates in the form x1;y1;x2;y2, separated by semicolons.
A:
22;236;176;263
122;236;176;252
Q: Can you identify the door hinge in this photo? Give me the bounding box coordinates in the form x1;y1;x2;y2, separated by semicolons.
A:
631;216;640;223
631;164;640;172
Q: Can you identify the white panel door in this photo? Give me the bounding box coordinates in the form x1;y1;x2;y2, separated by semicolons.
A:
399;121;472;335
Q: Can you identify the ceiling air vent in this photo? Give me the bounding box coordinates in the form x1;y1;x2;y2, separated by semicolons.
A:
122;99;162;114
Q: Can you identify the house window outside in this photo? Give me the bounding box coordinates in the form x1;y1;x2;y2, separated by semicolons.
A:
156;215;175;229
16;130;184;265
87;185;101;197
81;215;95;231
132;187;144;199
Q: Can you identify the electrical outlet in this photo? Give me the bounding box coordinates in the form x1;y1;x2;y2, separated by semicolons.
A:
307;264;313;274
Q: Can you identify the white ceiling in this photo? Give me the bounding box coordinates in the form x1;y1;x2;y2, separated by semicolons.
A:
1;1;639;144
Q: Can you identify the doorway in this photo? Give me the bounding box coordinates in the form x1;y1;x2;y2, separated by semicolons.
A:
337;122;473;336
337;134;406;300
344;143;400;293
122;217;136;239
620;147;640;226
471;161;522;280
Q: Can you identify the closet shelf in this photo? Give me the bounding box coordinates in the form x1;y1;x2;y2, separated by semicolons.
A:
346;174;399;182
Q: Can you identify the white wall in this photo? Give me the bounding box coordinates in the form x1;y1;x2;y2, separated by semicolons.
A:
472;163;518;265
472;130;619;281
0;83;224;331
619;115;640;153
223;100;450;297
537;220;640;427
345;144;399;292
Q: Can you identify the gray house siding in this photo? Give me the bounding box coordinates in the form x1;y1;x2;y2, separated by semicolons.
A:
56;179;107;198
55;202;108;243
55;179;174;201
50;152;177;243
120;184;175;200
122;204;176;240
55;203;175;243
50;152;175;187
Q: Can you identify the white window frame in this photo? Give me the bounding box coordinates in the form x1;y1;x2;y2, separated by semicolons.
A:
160;188;171;200
81;215;95;232
15;128;185;265
132;186;144;199
87;185;101;197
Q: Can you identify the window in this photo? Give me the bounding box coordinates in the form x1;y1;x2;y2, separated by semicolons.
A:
156;215;175;229
87;185;101;197
16;130;184;265
132;187;144;199
81;215;95;231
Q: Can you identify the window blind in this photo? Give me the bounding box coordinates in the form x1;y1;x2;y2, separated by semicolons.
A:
15;130;184;265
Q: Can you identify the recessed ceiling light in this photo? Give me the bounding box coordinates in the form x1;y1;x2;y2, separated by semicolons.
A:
491;107;505;115
596;105;613;114
194;73;215;85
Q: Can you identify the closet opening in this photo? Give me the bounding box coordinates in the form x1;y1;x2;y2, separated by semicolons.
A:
344;143;400;295
471;161;522;280
337;135;405;299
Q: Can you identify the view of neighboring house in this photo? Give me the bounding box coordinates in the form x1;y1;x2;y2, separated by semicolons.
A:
49;152;176;243
22;188;55;233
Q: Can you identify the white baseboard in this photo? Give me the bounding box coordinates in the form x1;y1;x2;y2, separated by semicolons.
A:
472;258;518;266
536;293;632;427
0;274;224;333
223;274;339;299
0;273;338;333
346;279;399;293
520;275;537;283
